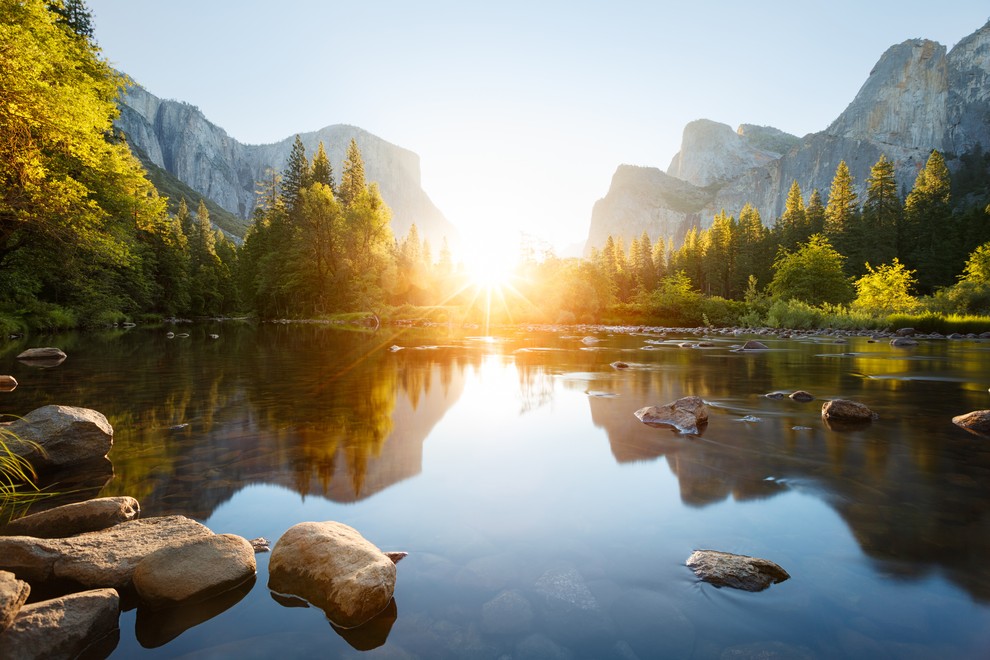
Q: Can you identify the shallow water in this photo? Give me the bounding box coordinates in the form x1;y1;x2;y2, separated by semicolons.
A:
3;324;990;658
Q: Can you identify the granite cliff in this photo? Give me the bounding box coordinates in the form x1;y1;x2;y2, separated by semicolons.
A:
587;21;990;253
116;84;456;244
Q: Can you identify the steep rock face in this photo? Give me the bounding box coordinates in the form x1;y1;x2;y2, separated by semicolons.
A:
587;21;990;251
667;119;783;187
116;85;456;244
586;165;714;253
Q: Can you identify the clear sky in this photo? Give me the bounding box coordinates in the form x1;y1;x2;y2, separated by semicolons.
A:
86;0;989;257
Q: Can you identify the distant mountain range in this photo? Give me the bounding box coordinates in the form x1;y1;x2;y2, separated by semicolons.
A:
115;84;457;246
587;21;990;253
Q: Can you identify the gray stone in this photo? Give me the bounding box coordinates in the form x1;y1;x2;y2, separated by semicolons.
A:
0;571;29;634
789;390;814;402
15;347;66;361
890;337;918;347
895;327;916;337
822;399;878;423
952;410;990;435
740;340;769;350
0;515;214;589
634;396;709;434
268;521;396;628
0;496;140;538
133;533;256;609
3;405;113;470
686;549;790;592
482;589;534;635
0;588;119;660
0;375;16;392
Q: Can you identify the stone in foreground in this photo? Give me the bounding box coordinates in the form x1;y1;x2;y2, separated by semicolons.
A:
4;405;113;470
0;571;29;634
0;515;214;590
0;588;119;659
0;376;16;392
634;396;709;434
821;399;877;423
134;534;256;609
952;410;990;435
740;340;769;350
268;521;396;628
0;496;140;539
686;550;789;592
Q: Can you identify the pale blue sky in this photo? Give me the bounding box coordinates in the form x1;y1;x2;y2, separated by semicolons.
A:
87;1;989;256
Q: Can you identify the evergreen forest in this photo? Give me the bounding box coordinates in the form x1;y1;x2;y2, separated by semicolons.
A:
4;0;990;336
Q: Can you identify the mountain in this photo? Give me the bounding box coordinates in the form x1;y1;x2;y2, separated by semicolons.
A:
115;84;457;245
587;21;990;253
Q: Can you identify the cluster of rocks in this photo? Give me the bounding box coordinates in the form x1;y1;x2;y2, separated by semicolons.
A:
0;403;403;655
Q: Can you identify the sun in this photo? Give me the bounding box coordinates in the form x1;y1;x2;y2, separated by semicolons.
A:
466;251;516;290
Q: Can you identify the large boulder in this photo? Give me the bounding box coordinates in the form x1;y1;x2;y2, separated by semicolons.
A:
0;588;119;659
0;496;140;539
890;337;918;347
686;550;790;592
3;406;113;470
0;571;29;634
821;399;878;423
268;521;396;628
15;347;66;362
634;396;709;434
133;534;256;609
0;515;213;590
952;410;990;435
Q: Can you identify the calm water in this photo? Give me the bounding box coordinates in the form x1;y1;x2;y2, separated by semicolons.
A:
3;323;990;658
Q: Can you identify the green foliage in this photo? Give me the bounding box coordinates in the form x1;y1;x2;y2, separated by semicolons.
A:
769;235;854;306
902;150;957;290
765;298;823;329
641;271;704;326
886;311;990;335
0;426;42;517
852;259;920;315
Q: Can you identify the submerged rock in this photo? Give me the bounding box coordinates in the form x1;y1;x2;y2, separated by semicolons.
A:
134;534;256;609
0;497;140;539
3;405;113;471
789;390;815;402
15;347;66;362
634;396;709;434
0;376;16;392
890;337;918;347
822;399;878;423
0;571;29;634
952;410;990;435
686;550;790;592
268;521;396;628
0;588;120;660
740;340;769;350
610;361;630;369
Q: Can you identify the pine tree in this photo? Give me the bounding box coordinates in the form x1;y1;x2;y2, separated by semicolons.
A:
280;135;309;216
824;161;859;248
48;0;94;41
701;210;735;297
338;138;366;208
805;189;826;236
902;150;956;290
651;237;668;282
310;141;335;192
862;155;900;267
776;180;807;248
736;203;770;295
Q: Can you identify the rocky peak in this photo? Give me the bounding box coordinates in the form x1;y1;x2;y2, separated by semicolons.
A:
667;119;781;187
826;38;949;150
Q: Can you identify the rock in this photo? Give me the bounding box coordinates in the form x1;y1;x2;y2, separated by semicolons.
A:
249;537;271;553
384;551;408;564
789;390;815;402
822;399;878;423
890;337;918;347
895;327;916;337
634;395;709;434
3;405;113;471
0;588;119;659
134;534;256;609
740;340;769;350
952;410;990;435
686;550;790;592
482;589;534;635
0;515;214;590
267;521;396;628
0;497;140;539
581;336;600;345
0;571;29;634
15;347;66;361
764;392;786;400
0;376;16;392
947;332;964;339
610;361;630;369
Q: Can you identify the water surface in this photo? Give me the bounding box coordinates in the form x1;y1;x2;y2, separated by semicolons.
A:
2;324;990;658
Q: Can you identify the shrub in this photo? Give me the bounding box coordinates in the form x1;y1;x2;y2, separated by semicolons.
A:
765;299;823;329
